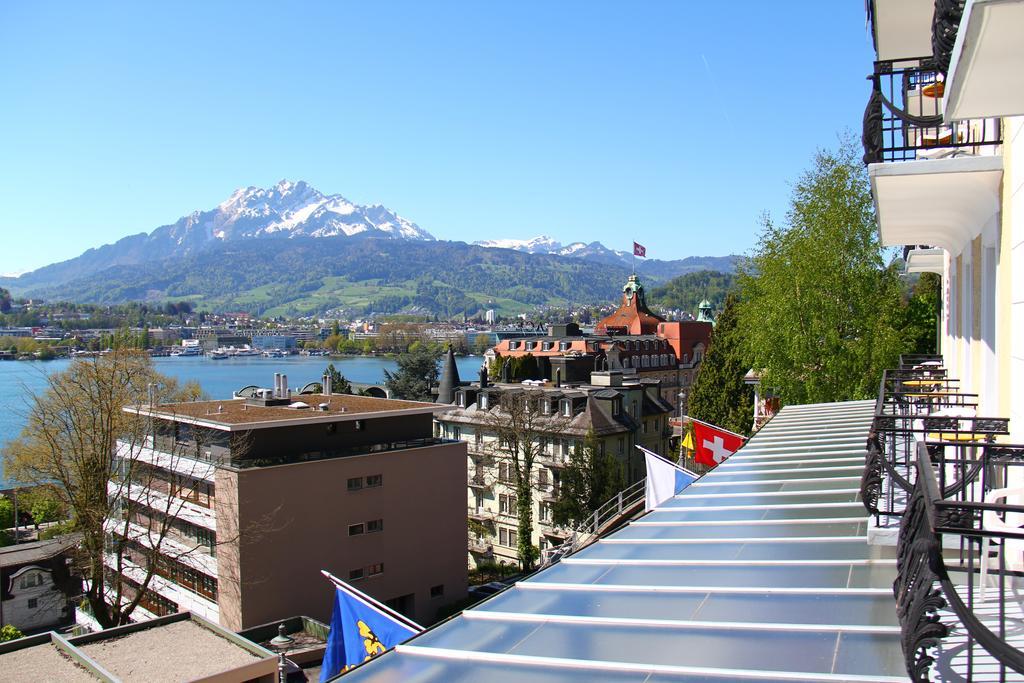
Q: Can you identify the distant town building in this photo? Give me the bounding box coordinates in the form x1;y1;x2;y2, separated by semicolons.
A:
487;275;712;410
112;381;468;630
0;536;81;634
484;309;496;324
435;352;673;567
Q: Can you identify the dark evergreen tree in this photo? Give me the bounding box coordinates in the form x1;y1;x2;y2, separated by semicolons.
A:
383;345;442;401
687;293;754;436
552;432;626;528
323;363;353;394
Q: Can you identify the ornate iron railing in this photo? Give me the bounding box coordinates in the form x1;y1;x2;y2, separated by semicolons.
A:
862;58;1001;164
896;441;1024;681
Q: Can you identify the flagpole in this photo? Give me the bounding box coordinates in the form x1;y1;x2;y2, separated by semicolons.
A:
682;414;747;440
320;570;424;632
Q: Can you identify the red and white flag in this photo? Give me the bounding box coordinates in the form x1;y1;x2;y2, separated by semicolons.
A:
692;419;745;467
633;242;646;258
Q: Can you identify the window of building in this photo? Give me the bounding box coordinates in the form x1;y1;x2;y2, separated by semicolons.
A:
349;568;364;581
347;477;363;491
526;341;536;350
430;584;444;598
612;399;620;417
499;494;513;514
509;341;520;350
366;474;383;488
368;563;384;576
642;420;648;434
27;598;37;609
541;399;551;415
457;392;466;408
542;341;552;351
618;437;625;454
367;519;384;533
349;523;365;536
499;527;507;546
499;461;511;483
475;431;483;447
654;418;659;431
623;357;630;368
479;394;490;410
561;400;571;417
559;341;570;351
18;571;44;590
452;426;461;440
509;529;518;547
539;503;551;523
538;469;549;490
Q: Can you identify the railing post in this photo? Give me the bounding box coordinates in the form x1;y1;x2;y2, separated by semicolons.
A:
617;491;623;516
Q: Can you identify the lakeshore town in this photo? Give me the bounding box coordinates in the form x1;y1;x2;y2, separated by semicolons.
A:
4;2;1024;682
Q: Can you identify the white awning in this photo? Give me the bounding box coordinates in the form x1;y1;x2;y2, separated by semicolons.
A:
905;247;945;274
870;0;935;61
945;0;1024;121
868;156;1003;255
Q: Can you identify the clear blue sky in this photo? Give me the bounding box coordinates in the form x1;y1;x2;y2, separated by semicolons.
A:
0;2;875;275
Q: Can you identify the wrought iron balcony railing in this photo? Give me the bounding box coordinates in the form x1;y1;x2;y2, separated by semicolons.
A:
896;441;1024;681
862;58;1001;164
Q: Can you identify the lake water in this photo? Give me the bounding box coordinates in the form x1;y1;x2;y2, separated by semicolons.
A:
0;354;484;486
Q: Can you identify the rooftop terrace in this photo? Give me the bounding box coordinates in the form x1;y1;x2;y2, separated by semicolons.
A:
128;393;441;431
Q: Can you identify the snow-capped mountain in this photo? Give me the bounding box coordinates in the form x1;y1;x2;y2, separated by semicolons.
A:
474;235;631;264
472;235;564;253
168;180;433;246
3;181;433;291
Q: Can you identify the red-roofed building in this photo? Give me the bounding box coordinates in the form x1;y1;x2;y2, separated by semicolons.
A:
488;276;713;410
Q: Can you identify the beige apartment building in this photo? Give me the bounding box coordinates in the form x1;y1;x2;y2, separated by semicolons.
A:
110;379;467;630
435;357;673;567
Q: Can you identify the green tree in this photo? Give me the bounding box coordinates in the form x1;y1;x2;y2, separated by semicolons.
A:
323;363;353;394
552;432;626;528
0;287;11;314
384;345;442;401
688;293;754;435
30;492;64;527
0;624;24;642
0;495;13;529
736;139;905;404
902;272;941;354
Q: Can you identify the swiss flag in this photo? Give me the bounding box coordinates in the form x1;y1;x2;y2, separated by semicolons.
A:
693;420;745;467
633;242;646;258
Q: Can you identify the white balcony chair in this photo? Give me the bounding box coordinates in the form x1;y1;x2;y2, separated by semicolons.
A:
980;486;1024;602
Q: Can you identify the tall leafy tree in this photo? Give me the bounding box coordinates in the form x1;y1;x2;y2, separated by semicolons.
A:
383;344;442;401
901;272;941;354
687;293;754;435
552;431;626;529
736;139;905;404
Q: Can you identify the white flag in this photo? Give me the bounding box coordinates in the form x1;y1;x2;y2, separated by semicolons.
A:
639;446;698;511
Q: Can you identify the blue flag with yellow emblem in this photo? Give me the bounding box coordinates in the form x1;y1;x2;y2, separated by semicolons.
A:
320;584;419;681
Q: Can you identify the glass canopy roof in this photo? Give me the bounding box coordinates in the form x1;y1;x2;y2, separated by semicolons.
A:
338;400;906;682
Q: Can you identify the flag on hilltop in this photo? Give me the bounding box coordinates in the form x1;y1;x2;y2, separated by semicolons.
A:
320;573;421;681
633;242;647;258
639;445;697;511
692;419;745;467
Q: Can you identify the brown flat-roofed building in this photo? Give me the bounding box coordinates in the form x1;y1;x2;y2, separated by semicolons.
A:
110;381;468;631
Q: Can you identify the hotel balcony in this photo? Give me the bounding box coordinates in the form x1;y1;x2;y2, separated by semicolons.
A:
467;507;496;523
468;473;491;490
863;59;1001;165
863;1;1007;255
468;539;493;556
